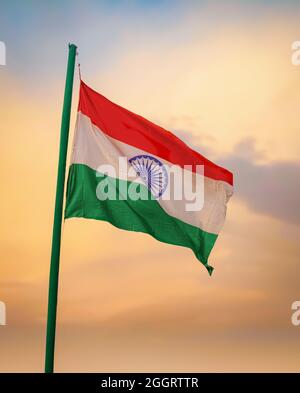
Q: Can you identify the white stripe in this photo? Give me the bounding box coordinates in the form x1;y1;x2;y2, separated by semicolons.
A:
71;112;233;234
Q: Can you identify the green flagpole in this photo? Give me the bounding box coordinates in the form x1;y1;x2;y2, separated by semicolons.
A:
45;43;77;373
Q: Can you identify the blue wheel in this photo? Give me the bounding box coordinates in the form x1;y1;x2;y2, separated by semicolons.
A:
128;155;168;198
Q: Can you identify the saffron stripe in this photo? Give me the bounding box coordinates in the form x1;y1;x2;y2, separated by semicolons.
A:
79;81;233;185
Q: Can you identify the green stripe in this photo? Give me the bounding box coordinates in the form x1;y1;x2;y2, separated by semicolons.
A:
65;164;217;274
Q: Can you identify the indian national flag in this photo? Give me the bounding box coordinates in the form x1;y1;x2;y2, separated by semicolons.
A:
65;81;233;274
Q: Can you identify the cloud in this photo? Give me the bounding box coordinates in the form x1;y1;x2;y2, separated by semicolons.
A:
167;130;300;226
220;138;300;225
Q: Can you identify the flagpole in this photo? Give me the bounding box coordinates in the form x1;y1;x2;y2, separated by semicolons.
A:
45;43;77;373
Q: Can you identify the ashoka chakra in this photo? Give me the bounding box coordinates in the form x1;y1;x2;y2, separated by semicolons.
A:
128;154;168;198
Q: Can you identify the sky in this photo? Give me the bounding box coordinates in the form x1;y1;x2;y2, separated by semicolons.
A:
0;0;300;372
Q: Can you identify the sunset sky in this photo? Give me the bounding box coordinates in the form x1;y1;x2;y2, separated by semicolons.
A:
0;0;300;372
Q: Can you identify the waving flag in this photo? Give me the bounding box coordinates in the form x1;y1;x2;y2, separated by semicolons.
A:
65;81;233;274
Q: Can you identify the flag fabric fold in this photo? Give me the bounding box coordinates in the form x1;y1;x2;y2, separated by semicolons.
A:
65;81;233;274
